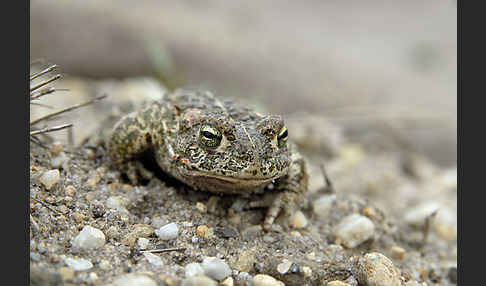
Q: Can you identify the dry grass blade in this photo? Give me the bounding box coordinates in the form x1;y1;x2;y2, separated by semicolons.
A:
31;88;70;101
30;95;107;126
30;123;73;136
30;64;58;81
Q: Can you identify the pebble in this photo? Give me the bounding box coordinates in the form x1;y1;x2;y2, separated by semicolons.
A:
390;246;406;260
64;185;76;197
185;263;205;277
137;237;150;249
99;260;111;270
300;266;312;278
404;203;440;227
151;216;168;228
241;225;263;241
180;275;217;286
355;252;402;286
39;169;60;190
51;152;68;169
49;141;64;156
289;211;308;228
252;274;284;286
201;257;232;281
327;281;350;286
276;259;293;274
30;252;41;262
72;225;105;250
196;202;207;213
64;257;93;271
221;277;234;286
334;214;375;248
155;223;179;240
312;194;336;218
196;225;211;239
110;273;158;286
106;196;130;214
143;252;163;267
234;250;255;272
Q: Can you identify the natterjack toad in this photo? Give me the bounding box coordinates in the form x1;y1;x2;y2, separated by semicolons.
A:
108;89;308;230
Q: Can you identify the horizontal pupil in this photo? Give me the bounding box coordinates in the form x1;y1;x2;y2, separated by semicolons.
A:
278;129;288;139
202;130;218;139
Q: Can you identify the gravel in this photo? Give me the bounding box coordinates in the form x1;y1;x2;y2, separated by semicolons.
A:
39;169;60;190
201;257;232;281
72;225;106;250
334;213;375;248
155;222;179;240
355;252;402;286
143;252;163;267
64;257;93;271
185;263;205;277
109;273;158;286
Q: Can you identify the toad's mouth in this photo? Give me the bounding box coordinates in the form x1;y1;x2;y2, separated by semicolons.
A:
182;170;278;185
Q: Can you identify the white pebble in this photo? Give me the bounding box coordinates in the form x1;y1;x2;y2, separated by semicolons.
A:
143;252;163;267
201;257;232;281
404;202;440;227
276;259;293;274
181;275;217;286
334;214;375;248
252;274;284;286
39;169;60;190
312;194;336;218
72;225;105;250
64;257;93;271
289;211;308;228
110;273;157;286
155;223;179;240
106;196;130;214
51;152;68;169
356;252;401;286
185;263;205;277
137;237;150;249
221;277;234;286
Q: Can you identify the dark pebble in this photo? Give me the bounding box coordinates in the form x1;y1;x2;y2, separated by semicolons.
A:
289;263;299;273
218;227;239;238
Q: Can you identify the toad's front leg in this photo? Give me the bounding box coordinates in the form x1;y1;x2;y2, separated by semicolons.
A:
262;152;308;231
108;107;157;185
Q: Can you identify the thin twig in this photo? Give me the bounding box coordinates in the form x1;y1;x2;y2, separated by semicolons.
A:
30;136;49;149
30;64;58;81
30;123;73;136
31;88;70;101
30;196;60;215
30;74;62;93
421;209;438;248
320;163;335;194
30;94;107;126
140;247;186;254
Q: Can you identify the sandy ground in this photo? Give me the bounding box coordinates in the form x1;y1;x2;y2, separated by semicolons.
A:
30;77;456;286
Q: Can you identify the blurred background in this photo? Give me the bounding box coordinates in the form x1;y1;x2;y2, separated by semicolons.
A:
30;0;456;167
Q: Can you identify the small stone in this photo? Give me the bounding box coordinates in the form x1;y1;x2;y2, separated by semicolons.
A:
155;223;178;241
51;152;68;169
106;196;130;214
241;225;263;241
105;226;120;240
57;267;75;281
252;274;284;286
185;263;205;277
191;236;199;244
312;194;336;218
65;185;76;197
39;169;60;190
362;207;377;219
301;266;312;278
196;202;207;213
236;272;252;285
327;281;351;286
263;235;276;243
86;173;101;188
64;257;93;271
180;275;217;286
137;238;150;249
343;276;358;286
196;225;211;239
290;231;302;237
151;216;168;228
201;257;232;281
277;259;293;274
289;211;308;229
356;252;401;286
72;225;105;250
218;226;239;238
390;246;406;260
99;260;111;270
49;141;64;156
334;214;375;248
234;250;255;272
110;273;157;286
30;252;41;262
221;277;234;286
158;274;178;286
131;224;154;238
88;272;98;281
143;252;163;267
404;203;440;227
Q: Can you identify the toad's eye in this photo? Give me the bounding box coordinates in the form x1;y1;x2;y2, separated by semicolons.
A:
277;126;288;147
199;124;222;148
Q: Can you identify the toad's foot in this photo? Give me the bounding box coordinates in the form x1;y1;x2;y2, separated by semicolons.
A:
120;161;154;185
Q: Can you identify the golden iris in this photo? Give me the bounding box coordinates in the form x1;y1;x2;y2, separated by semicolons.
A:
200;124;222;148
277;126;288;147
